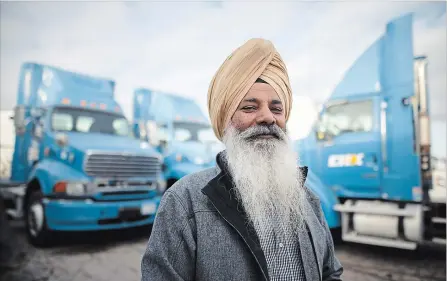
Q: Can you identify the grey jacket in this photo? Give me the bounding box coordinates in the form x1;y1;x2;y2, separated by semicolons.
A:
141;152;343;281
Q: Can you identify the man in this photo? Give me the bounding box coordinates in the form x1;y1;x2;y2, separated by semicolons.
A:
141;38;343;281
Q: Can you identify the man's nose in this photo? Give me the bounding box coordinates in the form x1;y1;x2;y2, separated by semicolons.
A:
255;106;276;125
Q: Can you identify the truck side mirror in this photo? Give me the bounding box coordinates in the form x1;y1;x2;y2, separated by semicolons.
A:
13;105;26;135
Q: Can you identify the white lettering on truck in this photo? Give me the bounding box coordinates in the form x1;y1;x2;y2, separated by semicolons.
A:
328;153;365;168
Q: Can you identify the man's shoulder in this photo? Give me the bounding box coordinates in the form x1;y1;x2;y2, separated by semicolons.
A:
162;167;220;213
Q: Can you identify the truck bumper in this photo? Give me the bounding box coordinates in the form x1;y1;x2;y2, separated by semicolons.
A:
43;197;161;231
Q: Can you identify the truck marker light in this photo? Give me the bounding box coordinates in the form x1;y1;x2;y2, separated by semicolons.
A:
90;102;96;108
53;182;67;193
99;103;107;110
114;106;120;112
61;98;71;105
175;115;181;120
176;154;183;162
80;100;87;106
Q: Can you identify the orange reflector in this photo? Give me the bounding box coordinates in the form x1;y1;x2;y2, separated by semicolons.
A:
99;103;107;110
61;98;71;105
90;102;96;108
175;115;181;120
80;100;87;106
53;182;67;193
176;154;182;162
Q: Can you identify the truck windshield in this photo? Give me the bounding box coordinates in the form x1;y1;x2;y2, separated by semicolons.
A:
173;121;216;143
319;99;373;137
51;107;130;137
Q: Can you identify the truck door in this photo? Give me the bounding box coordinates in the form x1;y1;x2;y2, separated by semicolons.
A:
315;96;382;198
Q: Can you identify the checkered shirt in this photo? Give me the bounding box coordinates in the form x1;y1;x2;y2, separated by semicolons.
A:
254;216;306;281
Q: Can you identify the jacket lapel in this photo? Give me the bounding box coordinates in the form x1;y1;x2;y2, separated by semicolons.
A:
202;152;270;281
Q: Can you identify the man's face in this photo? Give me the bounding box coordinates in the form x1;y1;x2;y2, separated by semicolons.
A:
231;83;286;134
222;82;305;235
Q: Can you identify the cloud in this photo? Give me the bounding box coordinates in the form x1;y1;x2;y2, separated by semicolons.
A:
0;1;445;156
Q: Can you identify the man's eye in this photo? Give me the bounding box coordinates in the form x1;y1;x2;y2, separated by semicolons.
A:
242;106;256;110
272;107;283;112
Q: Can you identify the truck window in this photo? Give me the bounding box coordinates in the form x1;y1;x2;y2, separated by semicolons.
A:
51;107;130;137
173;122;215;143
76;116;94;132
174;128;192;142
52;113;74;131
198;128;217;143
113;119;131;136
319;100;373;138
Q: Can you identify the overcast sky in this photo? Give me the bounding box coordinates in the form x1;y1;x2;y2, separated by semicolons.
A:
0;1;445;156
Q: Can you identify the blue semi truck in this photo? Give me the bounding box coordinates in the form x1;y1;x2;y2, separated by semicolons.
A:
132;88;343;230
132;89;223;188
297;13;446;249
0;63;165;247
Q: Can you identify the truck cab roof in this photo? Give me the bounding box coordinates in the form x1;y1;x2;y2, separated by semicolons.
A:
17;62;122;115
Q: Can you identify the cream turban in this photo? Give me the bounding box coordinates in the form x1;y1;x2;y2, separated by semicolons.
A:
207;38;293;141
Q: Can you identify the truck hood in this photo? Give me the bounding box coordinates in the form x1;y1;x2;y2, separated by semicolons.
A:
63;132;158;156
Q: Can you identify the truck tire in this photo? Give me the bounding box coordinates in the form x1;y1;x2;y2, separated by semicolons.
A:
25;190;53;248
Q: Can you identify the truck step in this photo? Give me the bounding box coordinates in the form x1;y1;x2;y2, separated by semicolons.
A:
432;217;446;224
0;186;26;198
342;232;417;250
334;204;417;217
0;186;25;220
432;238;446;245
5;209;22;220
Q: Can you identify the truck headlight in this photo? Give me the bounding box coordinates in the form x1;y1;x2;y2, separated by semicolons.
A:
67;183;86;196
53;181;86;196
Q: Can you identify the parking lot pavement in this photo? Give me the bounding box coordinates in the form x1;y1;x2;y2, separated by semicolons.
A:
1;222;445;281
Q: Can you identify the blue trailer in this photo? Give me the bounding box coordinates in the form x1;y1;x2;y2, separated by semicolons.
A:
0;63;165;247
132;89;223;188
297;13;446;249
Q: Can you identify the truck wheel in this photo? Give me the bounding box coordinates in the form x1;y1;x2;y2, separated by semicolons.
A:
25;190;53;248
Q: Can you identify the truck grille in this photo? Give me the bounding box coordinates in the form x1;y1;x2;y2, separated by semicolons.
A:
84;153;160;179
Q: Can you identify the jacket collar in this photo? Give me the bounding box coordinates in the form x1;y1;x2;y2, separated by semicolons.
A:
201;150;309;281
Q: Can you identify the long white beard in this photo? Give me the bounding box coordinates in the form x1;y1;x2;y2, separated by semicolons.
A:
222;124;307;237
